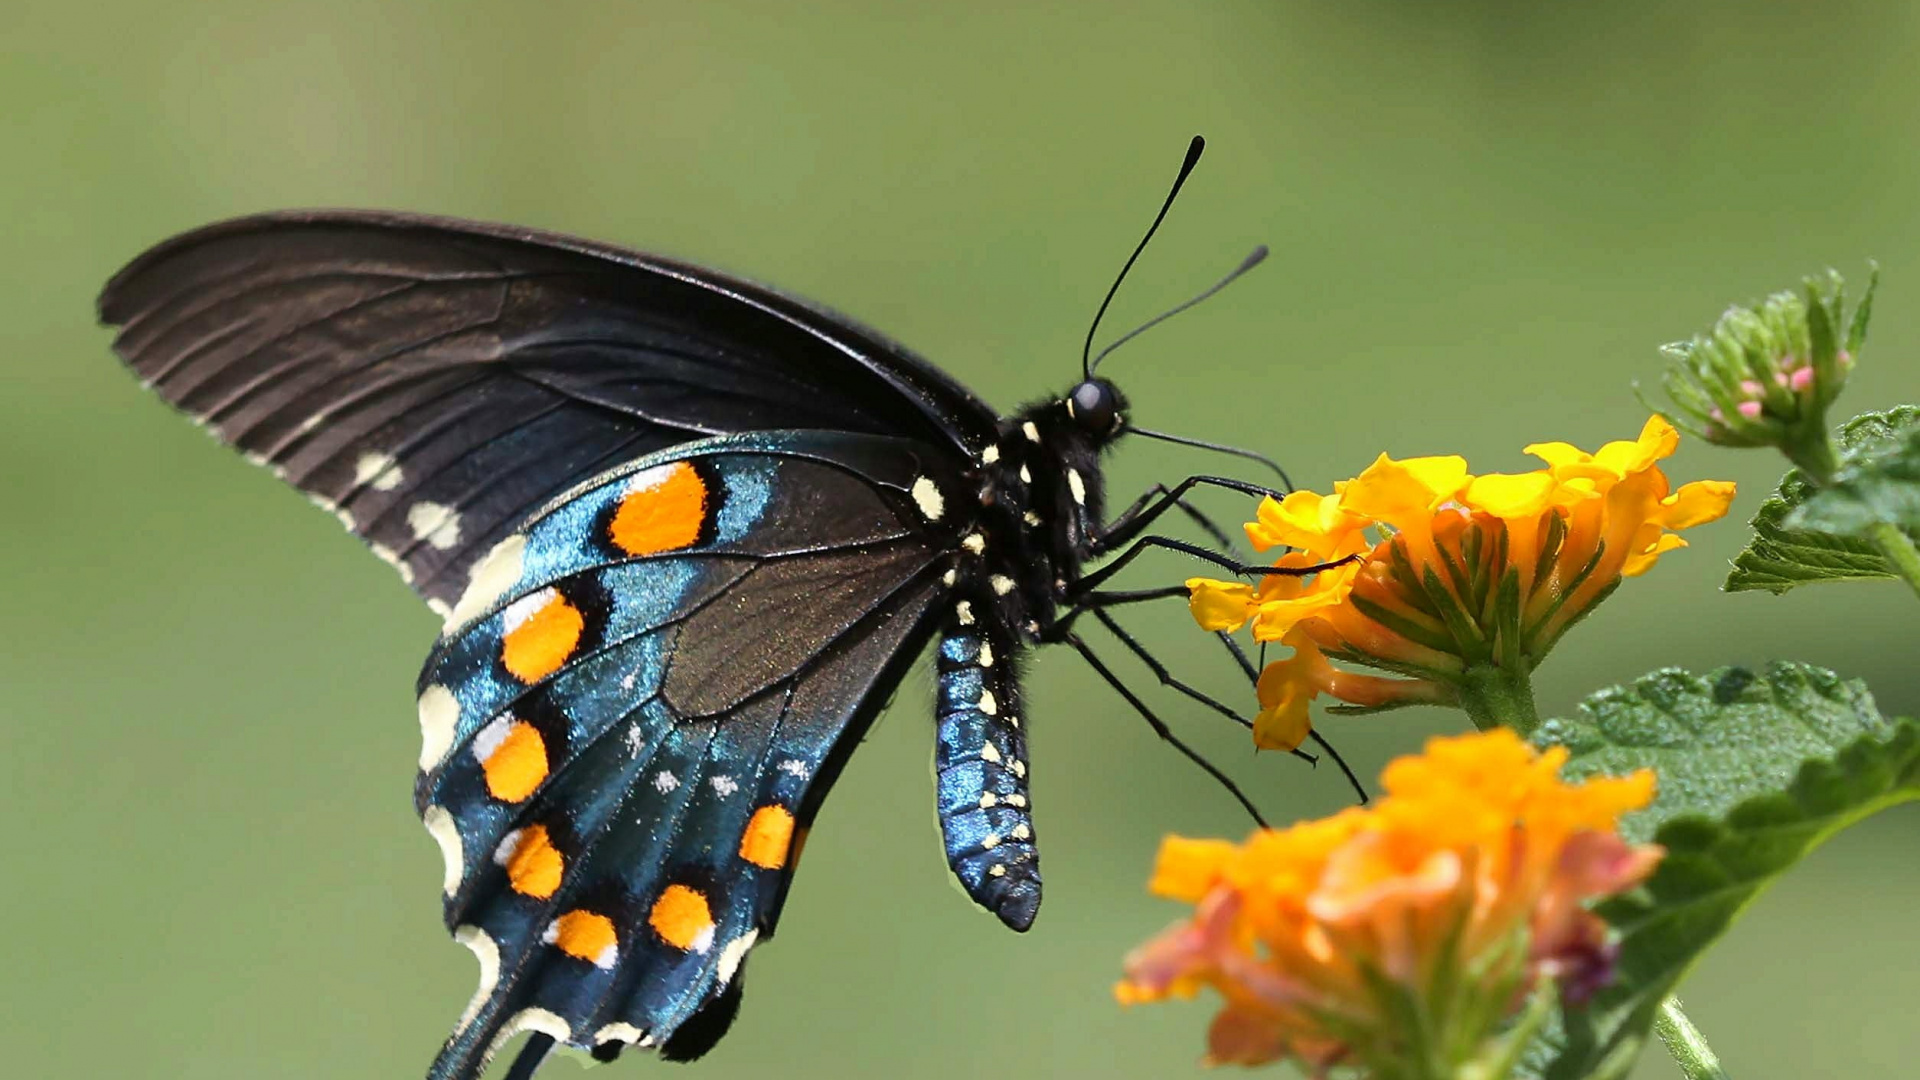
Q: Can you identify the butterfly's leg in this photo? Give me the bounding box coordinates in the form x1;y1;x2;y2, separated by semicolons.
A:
504;1034;556;1080
1089;474;1282;558
1061;629;1269;827
1071;535;1356;598
1054;592;1371;802
1103;482;1246;557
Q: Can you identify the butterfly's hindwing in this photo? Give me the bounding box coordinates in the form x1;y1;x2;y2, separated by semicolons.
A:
98;212;998;609
412;432;960;1076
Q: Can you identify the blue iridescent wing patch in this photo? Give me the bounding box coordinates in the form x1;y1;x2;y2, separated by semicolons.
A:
413;431;960;1076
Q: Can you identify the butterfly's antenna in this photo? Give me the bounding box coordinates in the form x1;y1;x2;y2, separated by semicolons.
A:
1126;425;1296;493
504;1034;555;1080
1082;135;1207;380
1089;245;1267;374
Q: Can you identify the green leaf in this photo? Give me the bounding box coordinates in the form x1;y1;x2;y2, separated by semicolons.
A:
1515;664;1920;1080
1788;406;1920;535
1724;409;1920;593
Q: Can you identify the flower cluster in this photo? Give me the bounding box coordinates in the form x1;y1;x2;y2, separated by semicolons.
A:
1187;417;1735;749
1116;729;1662;1076
1657;268;1874;478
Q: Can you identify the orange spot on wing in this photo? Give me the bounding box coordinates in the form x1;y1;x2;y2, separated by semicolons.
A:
649;883;716;952
500;590;585;683
551;909;618;967
609;461;707;557
502;825;563;898
739;805;796;869
480;720;549;802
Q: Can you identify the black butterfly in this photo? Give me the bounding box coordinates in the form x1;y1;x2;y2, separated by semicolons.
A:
98;136;1351;1079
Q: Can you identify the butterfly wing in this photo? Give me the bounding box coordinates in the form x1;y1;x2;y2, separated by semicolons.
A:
96;211;998;613
413;430;962;1078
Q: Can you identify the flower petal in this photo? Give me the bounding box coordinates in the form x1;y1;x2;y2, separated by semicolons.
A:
1188;577;1256;632
1463;471;1559;519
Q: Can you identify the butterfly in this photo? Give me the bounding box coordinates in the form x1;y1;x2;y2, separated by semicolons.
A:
98;136;1346;1079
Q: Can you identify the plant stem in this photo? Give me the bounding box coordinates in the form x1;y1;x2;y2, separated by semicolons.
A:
1654;998;1730;1080
1456;663;1541;736
1866;521;1920;600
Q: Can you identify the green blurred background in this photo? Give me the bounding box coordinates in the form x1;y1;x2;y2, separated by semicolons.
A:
4;2;1916;1077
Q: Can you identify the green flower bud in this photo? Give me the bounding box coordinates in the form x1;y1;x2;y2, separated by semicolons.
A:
1652;266;1877;480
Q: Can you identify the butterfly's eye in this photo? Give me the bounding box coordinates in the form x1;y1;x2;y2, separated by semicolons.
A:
1066;379;1122;436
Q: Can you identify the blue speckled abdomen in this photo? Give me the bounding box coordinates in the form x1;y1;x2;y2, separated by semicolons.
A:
934;622;1040;930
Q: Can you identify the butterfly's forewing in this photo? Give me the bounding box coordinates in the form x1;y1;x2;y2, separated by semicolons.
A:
413;431;959;1076
96;212;997;611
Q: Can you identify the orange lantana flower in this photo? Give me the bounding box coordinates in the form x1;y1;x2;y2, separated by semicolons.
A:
1188;418;1735;748
1117;729;1662;1075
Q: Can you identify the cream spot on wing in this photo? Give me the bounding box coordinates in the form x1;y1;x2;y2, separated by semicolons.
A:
354;451;404;491
333;507;356;531
484;1008;571;1068
1023;510;1043;526
989;863;1007;877
1012;759;1026;778
416;684;458;770
297;412;325;435
716;928;759;985
423;805;463;896
980;741;1001;764
910;477;944;521
1012;823;1031;841
955;601;974;626
979;792;998;808
962;532;986;554
977;689;998;716
407;501;462;550
1067;468;1087;505
981;833;1001;849
595;1022;645;1047
447;534;526;630
452;925;500;1035
941;568;957;586
977;641;994;667
1022;421;1041;443
1004;793;1027;808
1018;464;1031;484
990;574;1014;595
981;445;1000;464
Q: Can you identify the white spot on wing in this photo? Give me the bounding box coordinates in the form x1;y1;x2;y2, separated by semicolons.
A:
1067;468;1087;505
492;829;524;866
484;1009;571;1070
447;534;526;630
471;717;514;765
779;758;810;778
407;501;462;550
717;928;760;985
623;722;646;758
711;775;738;797
423;805;463;896
910;476;944;521
354;451;404;491
624;462;680;494
653;770;679;793
417;684;458;770
453;925;500;1035
501;587;555;634
595;1023;645;1048
1022;421;1041;443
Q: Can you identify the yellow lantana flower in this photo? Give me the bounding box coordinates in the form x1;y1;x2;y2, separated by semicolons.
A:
1117;729;1662;1075
1187;417;1735;749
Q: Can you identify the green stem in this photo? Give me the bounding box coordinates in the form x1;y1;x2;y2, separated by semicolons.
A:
1455;663;1541;736
1866;520;1920;600
1654;998;1731;1080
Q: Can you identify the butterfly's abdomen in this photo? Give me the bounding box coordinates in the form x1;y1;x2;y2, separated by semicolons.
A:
933;621;1039;930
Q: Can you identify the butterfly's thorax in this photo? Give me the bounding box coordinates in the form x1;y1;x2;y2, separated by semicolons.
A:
950;395;1118;645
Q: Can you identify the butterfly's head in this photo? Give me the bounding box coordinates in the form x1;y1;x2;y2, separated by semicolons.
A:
1064;377;1128;441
